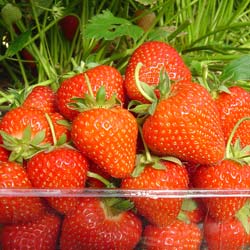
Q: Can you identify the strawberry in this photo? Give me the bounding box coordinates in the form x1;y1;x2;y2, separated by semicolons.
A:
26;147;89;214
72;107;138;178
71;86;138;179
59;15;79;41
0;211;61;250
60;197;142;250
124;41;192;103
142;220;202;250
179;198;206;224
203;215;249;250
0;107;52;162
215;86;250;148
22;85;57;113
0;146;10;162
121;160;189;227
0;161;46;224
20;49;37;69
142;80;225;165
56;65;125;121
192;160;249;221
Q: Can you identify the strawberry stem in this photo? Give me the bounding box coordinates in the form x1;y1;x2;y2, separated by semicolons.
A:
87;171;115;188
134;62;156;103
225;116;250;159
45;113;57;146
84;73;95;98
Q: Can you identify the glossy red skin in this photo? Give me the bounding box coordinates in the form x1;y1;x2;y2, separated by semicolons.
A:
204;216;248;250
121;162;189;227
71;107;138;179
27;147;89;215
142;81;225;165
59;15;79;41
0;146;10;162
56;65;125;121
215;86;250;147
0;212;61;250
124;41;192;103
142;220;202;250
0;161;46;224
60;197;142;250
0;107;52;144
192;160;249;221
23;86;57;113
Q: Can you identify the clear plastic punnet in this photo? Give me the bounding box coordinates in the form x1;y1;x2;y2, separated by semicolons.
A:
1;188;250;249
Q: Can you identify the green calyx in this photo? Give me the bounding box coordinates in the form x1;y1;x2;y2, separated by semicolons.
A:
128;62;172;120
236;200;250;234
68;74;121;112
0;125;50;163
224;116;250;165
102;197;134;217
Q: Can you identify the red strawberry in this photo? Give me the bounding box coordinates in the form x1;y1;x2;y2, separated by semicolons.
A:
71;106;138;179
56;65;125;121
0;161;46;224
204;215;248;250
0;211;61;250
0;146;10;162
22;85;57;113
0;107;52;162
20;49;37;69
121;161;189;227
60;197;142;250
215;86;250;147
124;41;191;103
142;80;225;165
142;220;202;250
179;198;206;224
192;160;249;221
26;147;89;214
59;15;79;41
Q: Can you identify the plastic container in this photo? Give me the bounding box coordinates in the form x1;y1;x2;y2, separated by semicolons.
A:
1;188;250;249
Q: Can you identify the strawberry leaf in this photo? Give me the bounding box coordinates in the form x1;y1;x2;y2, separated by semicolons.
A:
85;10;143;42
181;198;198;212
220;55;250;81
5;30;31;57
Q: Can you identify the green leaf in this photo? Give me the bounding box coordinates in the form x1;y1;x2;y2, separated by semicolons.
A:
5;30;31;57
220;55;250;81
30;130;46;145
85;10;143;42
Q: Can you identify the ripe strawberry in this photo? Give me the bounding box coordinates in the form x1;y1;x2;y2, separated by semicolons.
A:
56;65;125;121
0;211;61;250
59;15;79;41
142;80;225;165
0;161;46;224
71;106;138;178
22;85;57;113
192;160;249;221
60;197;142;250
121;161;189;227
0;107;52;162
26;147;89;214
124;41;191;103
0;146;10;162
215;86;250;147
142;220;202;250
204;215;248;250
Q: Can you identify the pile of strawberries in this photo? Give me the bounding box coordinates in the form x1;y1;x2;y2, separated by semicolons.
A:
0;40;250;249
